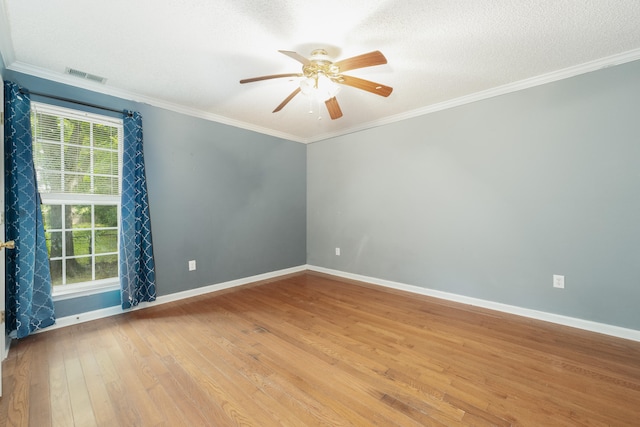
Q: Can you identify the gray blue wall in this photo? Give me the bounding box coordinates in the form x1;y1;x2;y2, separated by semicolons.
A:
4;58;639;331
4;71;307;318
308;60;640;330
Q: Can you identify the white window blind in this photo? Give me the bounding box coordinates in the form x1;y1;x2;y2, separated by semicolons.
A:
31;102;122;197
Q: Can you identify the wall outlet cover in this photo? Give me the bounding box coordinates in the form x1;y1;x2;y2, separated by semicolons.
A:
553;274;565;289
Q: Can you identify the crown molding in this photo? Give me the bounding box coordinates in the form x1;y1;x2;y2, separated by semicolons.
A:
5;46;640;145
5;61;306;144
306;48;640;143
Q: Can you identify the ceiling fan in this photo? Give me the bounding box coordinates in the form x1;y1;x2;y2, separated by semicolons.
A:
240;49;393;120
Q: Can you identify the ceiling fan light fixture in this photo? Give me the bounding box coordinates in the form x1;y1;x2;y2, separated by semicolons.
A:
299;74;340;101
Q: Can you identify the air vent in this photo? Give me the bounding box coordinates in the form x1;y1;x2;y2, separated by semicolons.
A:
65;67;107;84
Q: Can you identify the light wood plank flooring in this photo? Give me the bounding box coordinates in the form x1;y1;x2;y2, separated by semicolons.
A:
1;271;639;426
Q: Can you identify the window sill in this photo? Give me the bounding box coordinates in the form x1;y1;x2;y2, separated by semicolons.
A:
52;280;120;301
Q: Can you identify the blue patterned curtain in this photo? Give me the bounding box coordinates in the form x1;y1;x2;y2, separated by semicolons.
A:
4;81;56;338
120;111;156;309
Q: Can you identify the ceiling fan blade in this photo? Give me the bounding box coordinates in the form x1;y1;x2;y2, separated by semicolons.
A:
240;73;302;84
278;50;310;65
334;50;387;73
325;97;343;120
337;75;393;97
273;87;302;113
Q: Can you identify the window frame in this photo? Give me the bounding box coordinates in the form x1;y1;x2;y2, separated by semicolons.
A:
31;102;123;299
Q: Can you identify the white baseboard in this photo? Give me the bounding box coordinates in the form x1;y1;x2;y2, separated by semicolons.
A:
42;263;640;343
307;265;640;343
46;265;307;332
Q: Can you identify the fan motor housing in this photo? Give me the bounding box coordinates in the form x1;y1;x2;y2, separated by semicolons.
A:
303;49;340;79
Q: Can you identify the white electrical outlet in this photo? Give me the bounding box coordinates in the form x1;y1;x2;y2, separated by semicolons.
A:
553;274;565;289
335;247;341;256
188;260;196;271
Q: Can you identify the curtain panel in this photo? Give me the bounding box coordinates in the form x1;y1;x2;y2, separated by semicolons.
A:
4;81;56;338
120;111;156;309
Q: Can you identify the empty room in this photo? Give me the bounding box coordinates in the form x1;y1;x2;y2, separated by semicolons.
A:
1;1;640;426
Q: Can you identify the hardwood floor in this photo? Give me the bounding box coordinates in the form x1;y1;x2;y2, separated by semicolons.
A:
1;271;639;426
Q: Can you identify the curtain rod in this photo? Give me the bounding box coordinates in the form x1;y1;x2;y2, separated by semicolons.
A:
19;89;132;116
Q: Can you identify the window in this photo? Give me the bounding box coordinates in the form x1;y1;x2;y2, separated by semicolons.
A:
31;102;123;296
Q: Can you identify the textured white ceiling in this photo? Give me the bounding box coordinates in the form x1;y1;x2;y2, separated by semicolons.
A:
2;0;640;143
